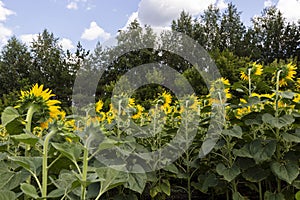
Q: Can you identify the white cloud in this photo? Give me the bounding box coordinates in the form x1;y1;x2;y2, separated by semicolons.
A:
81;21;111;41
277;0;300;23
0;23;13;47
264;0;273;7
66;2;78;10
59;38;75;51
121;12;140;31
0;1;15;47
20;34;39;46
216;0;227;10
0;1;15;22
137;0;217;27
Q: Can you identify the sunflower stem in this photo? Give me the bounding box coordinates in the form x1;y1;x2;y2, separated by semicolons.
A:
275;70;282;118
248;68;252;97
25;105;37;133
42;127;57;199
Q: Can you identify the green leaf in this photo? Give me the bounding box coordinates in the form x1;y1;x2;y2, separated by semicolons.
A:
124;172;147;194
264;191;285;200
9;156;42;174
282;131;300;143
192;173;218;193
20;183;39;199
222;125;243;139
51;143;82;163
271;161;299;184
233;139;276;164
262;113;295;129
160;179;171;196
1;107;19;126
163;163;179;174
216;163;240;182
232;192;245;200
0;190;16;200
280;91;295;99
242;166;269;182
95;166;128;196
47;188;65;198
150;185;161;198
10;134;39;146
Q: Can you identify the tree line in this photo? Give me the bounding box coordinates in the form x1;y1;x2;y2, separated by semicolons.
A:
0;3;299;112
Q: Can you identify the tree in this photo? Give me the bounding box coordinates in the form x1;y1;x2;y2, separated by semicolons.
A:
200;5;221;51
250;6;286;63
30;30;86;108
0;36;32;95
219;3;246;56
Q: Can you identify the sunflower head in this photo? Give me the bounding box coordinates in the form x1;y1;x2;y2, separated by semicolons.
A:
208;78;232;104
95;99;104;113
240;62;263;81
17;84;63;128
273;63;297;87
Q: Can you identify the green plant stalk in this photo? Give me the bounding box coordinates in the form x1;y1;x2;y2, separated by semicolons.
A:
117;100;122;139
275;70;282;118
258;181;263;200
248;68;252;97
275;70;282;193
81;146;89;200
184;101;192;200
24;105;37;200
42;128;57;199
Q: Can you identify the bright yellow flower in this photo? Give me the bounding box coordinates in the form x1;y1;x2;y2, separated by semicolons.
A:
132;104;144;119
162;92;172;108
240;62;263;81
296;78;300;90
95;99;104;113
106;104;115;124
18;84;63;129
293;93;300;103
275;63;297;87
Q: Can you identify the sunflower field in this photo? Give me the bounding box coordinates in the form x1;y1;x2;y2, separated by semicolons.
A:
1;61;300;200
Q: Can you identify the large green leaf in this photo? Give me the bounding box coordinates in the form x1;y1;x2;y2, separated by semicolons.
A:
20;183;39;199
95;166;128;197
264;191;285;200
233;139;276;164
271;161;299;184
1;107;19;126
242;166;269;182
262;113;294;129
192;173;218;193
282;131;300;143
222;125;243;139
9;156;42;174
160;179;171;196
124;172;147;194
10;134;39;146
0;190;16;200
216;163;240;182
51;143;82;163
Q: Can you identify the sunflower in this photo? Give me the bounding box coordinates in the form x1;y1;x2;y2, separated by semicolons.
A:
95;99;104;113
274;63;297;87
132;104;144;119
17;84;63;129
240;63;263;81
106;104;115;124
293;93;300;103
208;78;232;104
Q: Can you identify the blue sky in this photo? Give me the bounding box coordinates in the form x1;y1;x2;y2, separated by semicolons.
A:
0;0;299;51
